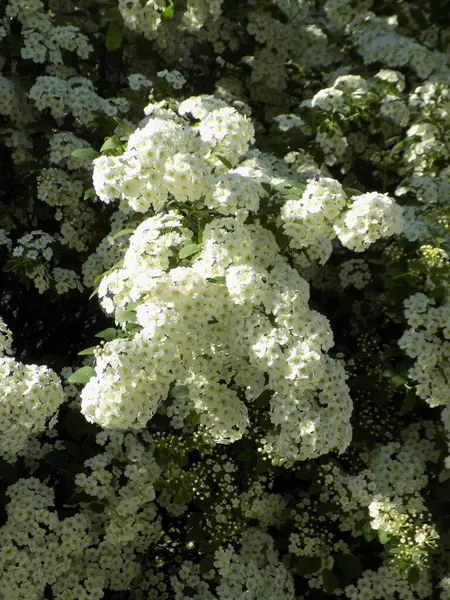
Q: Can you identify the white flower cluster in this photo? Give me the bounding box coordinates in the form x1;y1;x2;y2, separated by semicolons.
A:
345;564;432;600
92;96;255;214
170;528;295;600
399;293;450;408
0;467;160;600
339;259;371;289
157;69;186;89
281;180;403;259
323;423;440;540
29;76;128;125
280;176;347;262
82;208;352;463
37;168;84;207
333;192;404;252
119;0;223;40
349;11;446;79
48;132;94;170
75;430;162;547
0;320;64;462
0;75;17;118
52;267;83;295
6;0;92;64
127;73;153;91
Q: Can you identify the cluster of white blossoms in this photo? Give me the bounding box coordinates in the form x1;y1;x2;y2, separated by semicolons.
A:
280;179;403;260
348;11;446;80
0;319;64;462
398;293;450;408
339;258;371;290
169;528;295;600
333;192;404;252
119;0;223;40
0;467;161;600
5;0;92;65
28;76;128;125
345;564;432;600
92;96;255;214
280;176;347;263
82;209;352;463
83;97;411;463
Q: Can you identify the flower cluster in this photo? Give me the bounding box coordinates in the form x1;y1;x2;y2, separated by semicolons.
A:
0;320;64;462
398;293;450;408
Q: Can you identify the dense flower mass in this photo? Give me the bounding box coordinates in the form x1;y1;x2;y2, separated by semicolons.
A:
1;0;450;598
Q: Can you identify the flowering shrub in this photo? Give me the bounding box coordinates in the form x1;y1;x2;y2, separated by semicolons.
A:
1;0;450;598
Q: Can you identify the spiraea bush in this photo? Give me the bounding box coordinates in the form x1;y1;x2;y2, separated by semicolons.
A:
1;0;450;598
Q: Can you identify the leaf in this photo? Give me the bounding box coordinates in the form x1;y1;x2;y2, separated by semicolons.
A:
162;3;174;19
106;21;123;52
407;566;421;585
101;137;122;153
103;7;122;22
107;228;135;245
116;309;137;324
84;187;96;200
216;154;233;169
296;556;322;575
68;366;96;384
179;244;202;259
334;553;363;580
172;385;190;399
78;347;96;356
199;555;215;574
391;374;408;388
322;569;340;594
207;276;226;284
438;468;450;483
71;148;100;160
400;387;416;415
95;328;117;342
378;530;391;544
344;187;361;197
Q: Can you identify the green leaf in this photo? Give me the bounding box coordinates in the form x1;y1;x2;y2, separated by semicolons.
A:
95;328;117;342
78;347;96;356
344;187;361;198
179;244;202;259
84;188;96;200
216;154;233;169
162;3;174;19
101;137;122;153
107;228;135;245
334;553;363;580
116;309;137;324
172;385;190;399
407;566;421;585
391;374;408;388
199;555;215;574
400;387;416;415
71;148;100;160
378;530;391;544
103;7;122;22
68;366;96;384
322;569;340;594
296;556;322;576
207;276;226;284
438;468;450;483
106;21;123;52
